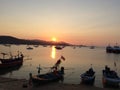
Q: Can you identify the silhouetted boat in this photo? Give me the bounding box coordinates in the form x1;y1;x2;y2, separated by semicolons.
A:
106;45;113;53
113;45;120;54
43;45;47;47
30;67;64;86
90;46;95;49
55;46;64;50
34;45;39;48
80;67;95;85
106;44;120;54
0;52;24;69
26;46;33;50
29;56;65;86
102;66;120;88
3;44;11;47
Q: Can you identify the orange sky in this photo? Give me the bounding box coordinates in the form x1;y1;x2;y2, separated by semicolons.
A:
0;0;120;46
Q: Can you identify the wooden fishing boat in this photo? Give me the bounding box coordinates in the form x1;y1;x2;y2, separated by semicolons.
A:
29;56;65;86
0;52;24;69
30;67;64;86
80;68;95;85
102;66;120;87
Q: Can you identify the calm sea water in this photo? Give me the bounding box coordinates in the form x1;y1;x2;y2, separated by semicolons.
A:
0;45;120;88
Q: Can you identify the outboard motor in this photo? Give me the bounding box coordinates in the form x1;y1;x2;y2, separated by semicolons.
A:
61;67;64;74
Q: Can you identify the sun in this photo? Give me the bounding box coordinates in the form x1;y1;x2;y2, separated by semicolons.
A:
52;37;57;42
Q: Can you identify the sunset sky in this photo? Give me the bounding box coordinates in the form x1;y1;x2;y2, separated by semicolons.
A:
0;0;120;46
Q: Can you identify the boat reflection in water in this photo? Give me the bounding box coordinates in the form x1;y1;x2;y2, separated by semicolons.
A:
0;64;22;75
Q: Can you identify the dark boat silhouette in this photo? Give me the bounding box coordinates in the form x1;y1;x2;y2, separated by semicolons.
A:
55;46;64;50
26;46;33;50
102;66;120;88
29;56;65;86
90;46;95;49
80;67;95;85
113;45;120;54
106;45;113;53
0;52;24;69
34;45;39;48
106;44;120;54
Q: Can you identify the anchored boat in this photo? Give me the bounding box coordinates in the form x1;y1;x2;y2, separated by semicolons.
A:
80;67;95;85
102;66;120;87
0;52;24;69
29;56;65;86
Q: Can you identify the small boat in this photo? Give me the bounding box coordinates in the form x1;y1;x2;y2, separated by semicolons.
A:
29;56;65;86
90;46;95;49
3;44;11;47
26;47;33;50
102;66;120;87
106;45;113;53
113;45;120;54
0;65;22;75
34;45;39;48
0;52;24;69
80;67;95;85
43;45;47;47
30;67;64;86
106;43;120;54
55;46;64;50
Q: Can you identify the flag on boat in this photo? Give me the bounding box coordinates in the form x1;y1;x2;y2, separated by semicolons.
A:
55;59;61;67
61;56;65;61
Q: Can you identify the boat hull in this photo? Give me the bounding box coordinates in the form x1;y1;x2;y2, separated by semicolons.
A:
80;68;95;85
102;70;120;88
31;71;64;86
0;60;23;69
81;74;95;85
102;77;120;88
0;56;23;69
106;46;120;54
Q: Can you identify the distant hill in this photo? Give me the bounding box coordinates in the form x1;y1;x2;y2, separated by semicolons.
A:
0;35;71;46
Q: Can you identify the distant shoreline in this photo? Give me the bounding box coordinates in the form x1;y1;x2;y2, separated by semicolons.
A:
0;35;71;46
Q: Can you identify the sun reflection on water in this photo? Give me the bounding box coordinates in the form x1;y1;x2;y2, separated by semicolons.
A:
51;46;56;59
